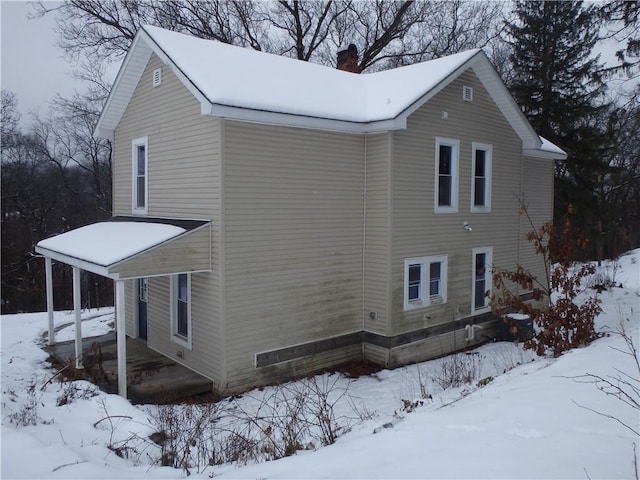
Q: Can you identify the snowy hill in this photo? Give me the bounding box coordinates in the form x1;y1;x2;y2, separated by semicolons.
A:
2;250;639;479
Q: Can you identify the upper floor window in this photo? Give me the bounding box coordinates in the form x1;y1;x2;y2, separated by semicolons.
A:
132;136;148;214
471;143;492;213
434;137;459;213
404;255;448;311
472;247;493;313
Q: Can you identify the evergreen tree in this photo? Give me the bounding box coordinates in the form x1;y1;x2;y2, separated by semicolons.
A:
507;0;614;259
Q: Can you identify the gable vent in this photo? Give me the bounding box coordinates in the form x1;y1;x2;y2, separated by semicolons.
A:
463;85;473;102
152;68;162;87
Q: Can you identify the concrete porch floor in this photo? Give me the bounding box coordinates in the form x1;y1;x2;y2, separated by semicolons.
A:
45;332;214;404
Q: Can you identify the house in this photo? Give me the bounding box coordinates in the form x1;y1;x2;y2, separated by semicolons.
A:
36;25;566;398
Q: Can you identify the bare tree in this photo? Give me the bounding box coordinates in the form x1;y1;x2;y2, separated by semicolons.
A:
34;0;507;71
1;90;21;141
31;93;112;218
1;90;112;314
265;1;348;61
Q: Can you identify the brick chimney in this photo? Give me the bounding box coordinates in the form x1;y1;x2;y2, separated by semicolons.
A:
337;44;360;73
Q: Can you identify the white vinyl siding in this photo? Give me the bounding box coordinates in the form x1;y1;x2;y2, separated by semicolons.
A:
390;69;522;338
132;136;148;213
471;142;492;213
472;246;493;313
434;137;459;213
223;121;364;390
363;133;392;335
403;255;448;311
519;155;554;294
115;53;223;386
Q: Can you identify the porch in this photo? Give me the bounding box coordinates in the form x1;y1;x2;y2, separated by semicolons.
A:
35;216;213;399
46;332;214;404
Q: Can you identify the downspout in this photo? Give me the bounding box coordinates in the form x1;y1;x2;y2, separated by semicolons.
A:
361;134;367;359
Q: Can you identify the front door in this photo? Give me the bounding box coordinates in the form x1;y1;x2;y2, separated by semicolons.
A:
137;277;148;341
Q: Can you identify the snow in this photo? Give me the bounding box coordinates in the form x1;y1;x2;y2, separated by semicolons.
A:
143;25;480;123
36;222;186;267
539;135;567;156
2;250;639;479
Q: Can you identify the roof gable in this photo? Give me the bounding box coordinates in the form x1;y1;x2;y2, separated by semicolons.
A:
96;25;563;158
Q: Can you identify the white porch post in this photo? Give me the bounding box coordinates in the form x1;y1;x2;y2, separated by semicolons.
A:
45;257;55;346
73;266;83;369
115;279;127;398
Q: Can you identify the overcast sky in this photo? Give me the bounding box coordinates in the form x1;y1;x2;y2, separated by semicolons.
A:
1;0;81;122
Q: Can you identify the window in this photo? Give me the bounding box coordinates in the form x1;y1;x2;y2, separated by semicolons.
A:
471;143;492;212
404;256;448;311
434;137;459;213
472;247;493;313
171;273;192;348
132;136;148;213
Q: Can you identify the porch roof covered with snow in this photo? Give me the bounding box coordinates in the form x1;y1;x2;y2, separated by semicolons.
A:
35;216;212;400
35;216;212;280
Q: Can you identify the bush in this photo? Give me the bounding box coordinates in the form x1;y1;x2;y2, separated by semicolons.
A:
491;207;602;357
8;378;43;427
431;352;483;390
146;374;362;473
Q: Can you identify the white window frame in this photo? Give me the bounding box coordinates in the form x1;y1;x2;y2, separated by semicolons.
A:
171;273;192;349
132;136;148;214
472;247;493;314
471;142;492;213
434;137;459;214
403;255;448;311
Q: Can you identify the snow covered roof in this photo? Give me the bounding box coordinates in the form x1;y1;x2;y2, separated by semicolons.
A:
96;25;564;158
525;136;567;160
35;217;211;279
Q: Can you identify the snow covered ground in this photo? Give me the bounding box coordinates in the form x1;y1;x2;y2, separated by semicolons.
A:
2;250;639;479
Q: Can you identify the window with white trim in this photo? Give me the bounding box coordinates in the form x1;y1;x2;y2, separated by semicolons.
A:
434;137;459;213
471;143;492;212
132;136;148;214
472;247;493;313
404;256;448;311
171;273;192;348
